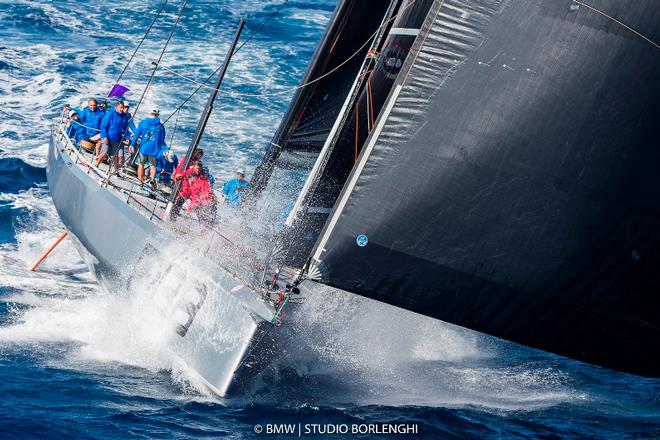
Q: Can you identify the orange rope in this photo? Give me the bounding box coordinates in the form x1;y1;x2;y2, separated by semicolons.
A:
358;69;374;80
329;32;342;54
368;77;375;128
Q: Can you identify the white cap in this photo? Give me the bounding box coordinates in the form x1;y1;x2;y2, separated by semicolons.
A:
151;107;160;115
236;168;245;175
122;100;130;106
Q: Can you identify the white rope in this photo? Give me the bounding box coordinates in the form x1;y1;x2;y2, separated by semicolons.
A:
572;0;660;50
68;120;101;132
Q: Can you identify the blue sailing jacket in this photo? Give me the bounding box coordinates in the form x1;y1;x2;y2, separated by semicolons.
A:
131;117;165;157
79;107;104;138
222;178;250;208
156;149;179;182
66;120;85;143
100;109;129;143
128;115;137;141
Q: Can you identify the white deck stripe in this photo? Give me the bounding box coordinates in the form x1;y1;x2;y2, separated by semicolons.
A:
389;27;420;36
312;85;403;261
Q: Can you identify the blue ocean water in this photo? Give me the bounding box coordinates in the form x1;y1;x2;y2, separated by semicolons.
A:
0;1;659;438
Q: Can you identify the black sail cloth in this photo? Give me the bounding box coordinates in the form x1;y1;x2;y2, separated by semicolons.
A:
309;0;660;377
250;0;396;193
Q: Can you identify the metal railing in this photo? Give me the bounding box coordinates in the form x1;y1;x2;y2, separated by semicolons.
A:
53;120;167;222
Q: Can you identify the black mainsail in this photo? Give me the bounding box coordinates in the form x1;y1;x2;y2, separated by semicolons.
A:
299;0;660;377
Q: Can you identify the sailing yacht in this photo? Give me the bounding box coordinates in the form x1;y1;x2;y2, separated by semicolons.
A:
47;0;660;398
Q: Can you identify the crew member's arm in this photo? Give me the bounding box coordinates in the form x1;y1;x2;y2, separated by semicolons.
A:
129;123;142;153
100;113;111;144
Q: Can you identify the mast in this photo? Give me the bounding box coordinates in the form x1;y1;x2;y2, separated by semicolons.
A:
167;18;245;215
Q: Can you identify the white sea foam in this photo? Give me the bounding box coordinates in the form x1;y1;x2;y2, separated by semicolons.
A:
0;221;252;398
247;284;585;410
288;10;332;28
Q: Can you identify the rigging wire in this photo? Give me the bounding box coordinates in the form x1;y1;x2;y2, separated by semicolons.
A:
158;0;418;102
233;0;290;56
110;0;190;179
161;0;291;124
572;0;660;50
354;102;359;162
131;0;190;123
115;0;170;85
169;111;180;146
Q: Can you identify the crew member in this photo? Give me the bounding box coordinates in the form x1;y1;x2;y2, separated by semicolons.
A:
222;168;249;208
156;147;179;184
174;149;201;180
65;110;85;143
79;98;105;154
95;101;129;171
121;100;137;143
130;107;165;186
177;160;217;225
61;104;71;122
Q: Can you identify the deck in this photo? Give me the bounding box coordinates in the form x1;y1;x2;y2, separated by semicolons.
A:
53;121;171;223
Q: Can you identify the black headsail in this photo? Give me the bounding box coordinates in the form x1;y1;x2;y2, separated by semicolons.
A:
280;0;434;266
306;0;660;377
249;0;399;196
